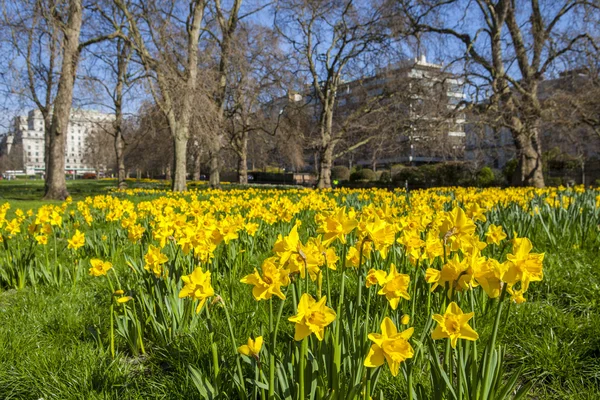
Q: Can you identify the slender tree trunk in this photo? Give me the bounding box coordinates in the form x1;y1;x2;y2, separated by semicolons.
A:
237;132;248;184
114;39;129;190
513;126;545;187
192;149;201;181
115;133;126;189
172;129;188;191
44;0;83;200
209;149;220;187
317;145;334;189
317;101;335;189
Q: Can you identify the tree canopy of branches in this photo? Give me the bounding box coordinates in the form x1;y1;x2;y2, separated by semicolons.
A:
399;0;600;187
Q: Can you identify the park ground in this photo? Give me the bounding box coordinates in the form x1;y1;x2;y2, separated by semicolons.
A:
0;179;599;399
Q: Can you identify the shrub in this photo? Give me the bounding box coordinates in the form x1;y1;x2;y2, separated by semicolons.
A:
331;166;350;181
350;168;377;182
379;171;391;183
546;176;563;187
503;158;519;183
392;166;425;186
435;162;474;186
477;167;495;187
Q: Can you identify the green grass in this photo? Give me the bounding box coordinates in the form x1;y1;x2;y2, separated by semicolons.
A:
0;281;207;399
0;181;599;399
1;245;598;399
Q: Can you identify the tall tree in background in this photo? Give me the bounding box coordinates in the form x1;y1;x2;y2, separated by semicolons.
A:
206;0;242;187
1;0;60;169
2;0;118;199
114;0;206;192
400;0;600;187
275;0;389;188
224;23;289;184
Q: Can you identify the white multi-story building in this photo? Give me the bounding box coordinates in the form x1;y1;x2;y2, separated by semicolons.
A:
6;109;114;175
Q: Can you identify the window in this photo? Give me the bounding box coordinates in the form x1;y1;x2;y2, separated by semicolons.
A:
67;159;70;163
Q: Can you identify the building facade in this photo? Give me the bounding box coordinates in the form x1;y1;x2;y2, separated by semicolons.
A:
340;55;466;168
6;109;114;175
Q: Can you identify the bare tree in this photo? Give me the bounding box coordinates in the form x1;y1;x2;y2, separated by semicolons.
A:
275;0;390;188
1;0;119;199
223;23;290;184
400;0;600;187
80;29;138;188
84;124;115;176
113;0;207;192
204;0;243;187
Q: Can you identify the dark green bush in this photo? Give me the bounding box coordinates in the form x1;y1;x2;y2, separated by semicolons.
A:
503;158;519;183
477;167;495;187
379;171;391;183
331;166;350;181
392;166;425;186
350;168;377;182
435;162;474;186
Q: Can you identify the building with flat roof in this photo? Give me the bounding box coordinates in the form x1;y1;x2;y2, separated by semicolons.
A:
5;109;114;175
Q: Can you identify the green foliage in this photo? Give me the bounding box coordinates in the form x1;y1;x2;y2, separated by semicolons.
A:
379;171;391;183
503;159;519;183
477;167;496;187
331;166;351;181
0;180;600;399
392;162;475;187
350;168;377;182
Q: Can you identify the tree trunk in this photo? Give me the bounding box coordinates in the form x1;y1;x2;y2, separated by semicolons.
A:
208;136;220;187
237;132;248;184
114;39;129;190
115;133;126;189
317;145;334;189
172;131;188;191
44;0;83;200
192;149;201;181
513;127;545;188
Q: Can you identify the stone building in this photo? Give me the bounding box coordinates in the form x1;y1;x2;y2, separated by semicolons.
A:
5;109;114;175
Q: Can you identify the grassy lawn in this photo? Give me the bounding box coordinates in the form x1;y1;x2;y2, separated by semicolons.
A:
0;181;598;399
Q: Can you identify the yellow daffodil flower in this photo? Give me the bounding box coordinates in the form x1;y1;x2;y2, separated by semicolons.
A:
432;302;479;348
178;266;215;313
485;224;507;245
89;259;113;277
504;237;544;292
288;294;336;341
364;317;414;377
240;258;290;300
377;263;411;310
67;229;85;250
238;336;263;359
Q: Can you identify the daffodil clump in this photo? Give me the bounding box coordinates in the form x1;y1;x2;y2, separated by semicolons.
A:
1;184;593;399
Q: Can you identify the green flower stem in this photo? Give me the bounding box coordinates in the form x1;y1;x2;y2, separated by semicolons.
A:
221;299;247;395
299;337;307;400
457;342;463;400
410;260;419;322
205;305;220;380
364;368;371;400
407;362;414;400
269;299;275;400
110;303;115;358
481;285;508;400
333;268;346;391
